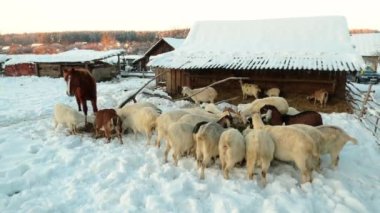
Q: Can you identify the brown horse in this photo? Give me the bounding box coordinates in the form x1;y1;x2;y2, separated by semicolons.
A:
63;68;98;124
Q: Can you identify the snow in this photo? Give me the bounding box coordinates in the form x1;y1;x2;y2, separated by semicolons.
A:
0;54;10;64
162;37;185;49
351;33;380;56
0;76;380;212
3;49;125;66
149;16;364;71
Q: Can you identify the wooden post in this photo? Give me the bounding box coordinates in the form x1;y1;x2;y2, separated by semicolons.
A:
117;54;121;75
35;64;40;77
359;84;373;118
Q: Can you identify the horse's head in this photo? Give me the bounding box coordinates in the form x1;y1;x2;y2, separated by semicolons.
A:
63;68;77;97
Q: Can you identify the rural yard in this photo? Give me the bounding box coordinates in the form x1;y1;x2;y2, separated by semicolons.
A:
0;76;379;212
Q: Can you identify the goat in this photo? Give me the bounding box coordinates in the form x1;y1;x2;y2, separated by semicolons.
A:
53;103;86;134
251;112;319;183
239;79;261;100
182;86;218;104
219;128;246;179
316;125;358;168
265;88;280;97
307;89;329;107
260;105;322;126
95;109;123;144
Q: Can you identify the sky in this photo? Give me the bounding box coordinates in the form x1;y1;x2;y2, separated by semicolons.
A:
0;0;379;34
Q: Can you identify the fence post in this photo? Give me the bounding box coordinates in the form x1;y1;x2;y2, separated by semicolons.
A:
359;83;373;118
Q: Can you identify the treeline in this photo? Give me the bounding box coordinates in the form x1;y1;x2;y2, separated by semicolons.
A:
350;29;379;34
0;29;189;46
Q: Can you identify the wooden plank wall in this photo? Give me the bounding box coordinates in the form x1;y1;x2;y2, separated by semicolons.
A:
165;69;347;98
38;64;61;77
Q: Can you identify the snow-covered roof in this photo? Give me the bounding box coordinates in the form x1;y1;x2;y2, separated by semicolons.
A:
124;55;142;60
0;54;10;63
142;37;184;58
351;33;380;56
149;16;364;71
4;49;125;66
162;37;184;49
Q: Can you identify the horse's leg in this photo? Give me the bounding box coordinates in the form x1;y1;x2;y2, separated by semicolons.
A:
75;95;82;111
91;99;98;113
82;99;88;125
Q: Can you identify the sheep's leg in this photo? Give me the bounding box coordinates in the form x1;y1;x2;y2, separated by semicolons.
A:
200;154;211;180
330;152;340;169
156;129;162;147
105;131;111;143
164;142;171;163
196;153;203;169
261;159;270;186
72;124;77;135
117;129;123;144
246;153;256;180
224;162;233;180
146;129;152;145
173;152;179;166
295;159;311;183
104;124;111;144
220;156;226;171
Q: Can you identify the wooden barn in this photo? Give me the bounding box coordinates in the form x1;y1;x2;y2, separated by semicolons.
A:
149;16;364;110
3;49;125;81
351;33;380;72
133;37;184;72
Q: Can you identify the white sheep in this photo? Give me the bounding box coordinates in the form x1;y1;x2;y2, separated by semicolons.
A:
195;121;226;179
121;106;160;145
218;128;246;179
155;110;190;147
116;102;161;117
201;103;223;115
289;124;324;171
252;113;319;183
287;107;300;116
178;114;217;126
241;97;289;118
165;121;196;166
182;86;218;104
240;79;261;100
316;125;358;168
53;103;85;134
245;128;275;186
182;107;220;120
265;88;280;97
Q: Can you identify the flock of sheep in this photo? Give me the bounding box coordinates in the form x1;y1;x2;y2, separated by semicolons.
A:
53;82;357;187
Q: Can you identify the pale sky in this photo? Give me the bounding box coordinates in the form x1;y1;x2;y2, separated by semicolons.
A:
1;0;379;34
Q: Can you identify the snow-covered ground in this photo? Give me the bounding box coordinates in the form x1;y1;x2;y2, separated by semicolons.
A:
0;76;379;212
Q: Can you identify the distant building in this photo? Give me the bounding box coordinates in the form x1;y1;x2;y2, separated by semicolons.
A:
4;49;125;81
351;33;380;72
149;16;364;108
133;37;184;72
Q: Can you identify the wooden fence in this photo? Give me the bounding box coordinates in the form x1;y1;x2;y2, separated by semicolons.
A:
346;81;380;145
